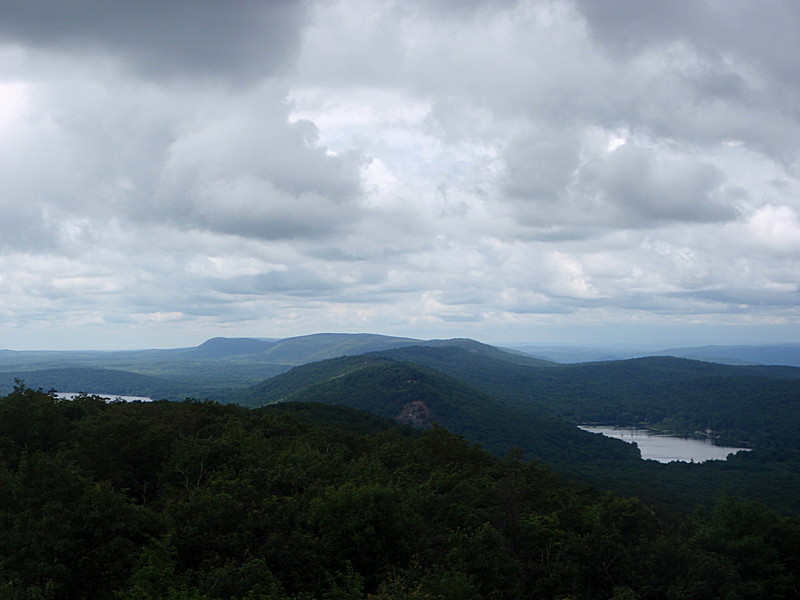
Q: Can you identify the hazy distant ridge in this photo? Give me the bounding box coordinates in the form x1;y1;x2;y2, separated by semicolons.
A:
511;343;800;367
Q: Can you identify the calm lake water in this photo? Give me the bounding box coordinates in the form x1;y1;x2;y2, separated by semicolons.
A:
579;426;751;463
57;392;153;402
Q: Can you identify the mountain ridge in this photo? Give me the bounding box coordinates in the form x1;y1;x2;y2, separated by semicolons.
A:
236;353;641;467
509;342;800;366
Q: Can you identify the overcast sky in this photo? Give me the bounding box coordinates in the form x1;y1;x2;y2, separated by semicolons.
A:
1;0;799;350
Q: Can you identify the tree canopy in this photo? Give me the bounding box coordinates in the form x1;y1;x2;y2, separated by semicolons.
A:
1;384;798;599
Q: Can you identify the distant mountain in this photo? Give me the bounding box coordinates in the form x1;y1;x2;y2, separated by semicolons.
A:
505;344;655;363
187;337;277;358
5;335;800;437
510;343;800;367
6;335;800;514
227;333;528;366
0;334;537;401
244;333;424;364
1;334;544;368
660;344;800;367
234;340;554;408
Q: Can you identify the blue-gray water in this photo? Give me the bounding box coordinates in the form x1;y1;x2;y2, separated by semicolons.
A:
57;392;153;402
579;426;750;463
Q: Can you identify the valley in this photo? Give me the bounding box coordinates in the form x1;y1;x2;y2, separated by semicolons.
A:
2;333;800;598
2;333;800;514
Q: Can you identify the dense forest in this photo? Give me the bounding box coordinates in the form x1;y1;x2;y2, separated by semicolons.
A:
1;384;799;600
231;350;800;515
372;347;800;448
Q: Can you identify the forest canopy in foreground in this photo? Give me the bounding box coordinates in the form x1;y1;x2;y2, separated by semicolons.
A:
0;385;798;600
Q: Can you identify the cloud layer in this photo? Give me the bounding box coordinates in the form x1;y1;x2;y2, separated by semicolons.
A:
1;0;799;349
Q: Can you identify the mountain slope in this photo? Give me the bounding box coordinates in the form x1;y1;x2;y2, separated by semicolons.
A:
229;333;551;366
238;355;640;466
185;337;277;358
373;347;800;449
234;352;800;513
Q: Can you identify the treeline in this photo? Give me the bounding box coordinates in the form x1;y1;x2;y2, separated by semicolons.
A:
1;385;799;599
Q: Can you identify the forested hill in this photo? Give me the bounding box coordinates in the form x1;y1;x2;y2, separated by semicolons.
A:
6;336;800;514
0;334;547;399
234;355;640;468
232;349;800;515
373;346;800;449
1;385;798;600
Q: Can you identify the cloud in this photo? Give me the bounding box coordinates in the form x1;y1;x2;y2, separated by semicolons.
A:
153;87;365;239
591;143;737;225
574;0;800;165
745;205;800;255
576;0;800;87
0;0;308;83
1;0;800;349
0;57;365;252
501;136;738;239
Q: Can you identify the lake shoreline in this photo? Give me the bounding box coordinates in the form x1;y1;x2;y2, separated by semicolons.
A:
578;424;752;463
578;422;751;447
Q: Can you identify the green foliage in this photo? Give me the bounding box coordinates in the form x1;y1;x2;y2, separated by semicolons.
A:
1;386;800;599
7;340;800;514
0;335;544;402
0;450;158;599
238;356;642;469
231;351;800;514
376;349;800;451
0;382;70;465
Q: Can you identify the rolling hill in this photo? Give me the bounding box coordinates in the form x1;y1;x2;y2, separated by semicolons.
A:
235;354;641;468
4;334;800;513
0;334;548;401
232;349;800;514
372;346;800;449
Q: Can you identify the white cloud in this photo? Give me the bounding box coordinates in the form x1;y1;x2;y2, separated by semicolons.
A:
1;0;799;349
745;205;800;255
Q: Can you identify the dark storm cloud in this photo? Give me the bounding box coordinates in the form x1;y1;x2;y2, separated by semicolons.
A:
0;0;308;81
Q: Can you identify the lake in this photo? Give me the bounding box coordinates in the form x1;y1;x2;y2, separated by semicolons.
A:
57;392;153;402
579;426;751;463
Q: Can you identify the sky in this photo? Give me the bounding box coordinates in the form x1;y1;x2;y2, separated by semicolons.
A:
1;0;799;351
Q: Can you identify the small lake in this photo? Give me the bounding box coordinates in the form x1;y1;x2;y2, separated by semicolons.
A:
579;426;751;463
57;392;153;402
